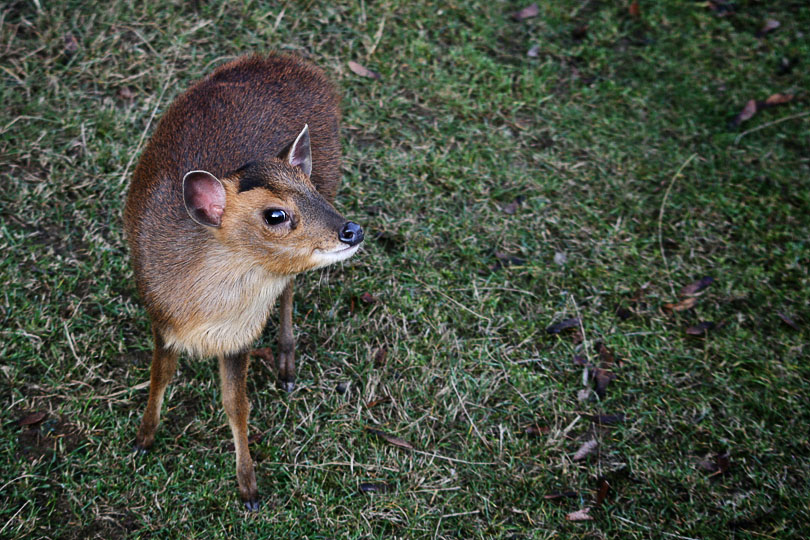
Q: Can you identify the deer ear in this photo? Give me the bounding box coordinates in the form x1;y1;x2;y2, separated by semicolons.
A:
183;170;226;227
286;124;312;177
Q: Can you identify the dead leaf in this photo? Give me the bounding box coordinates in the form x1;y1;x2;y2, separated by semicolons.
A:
731;99;758;127
587;413;625;425
573;439;598;461
777;312;800;330
365;427;415;451
512;3;539;21
566;508;594;521
596;342;615;367
593;368;616;399
700;452;730;476
757;19;780;37
250;347;274;363
628;1;640;17
366;397;390;408
525;424;550;437
64;33;79;55
19;411;47;426
680;276;714;296
764;93;793;106
501;196;525;214
373;346;388;366
359;482;390;493
686;321;716;336
595;478;610;506
527;45;540;58
663;297;697;313
360;292;379;304
546;318;580;334
348;61;381;80
118;86;135;100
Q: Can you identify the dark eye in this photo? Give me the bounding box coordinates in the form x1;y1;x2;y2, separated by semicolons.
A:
263;209;288;226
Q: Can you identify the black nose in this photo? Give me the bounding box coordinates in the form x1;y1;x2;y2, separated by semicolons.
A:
338;221;364;246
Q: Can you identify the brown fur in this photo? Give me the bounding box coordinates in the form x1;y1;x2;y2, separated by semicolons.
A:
123;53;358;510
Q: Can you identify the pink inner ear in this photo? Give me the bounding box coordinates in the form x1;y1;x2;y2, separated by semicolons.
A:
184;171;226;227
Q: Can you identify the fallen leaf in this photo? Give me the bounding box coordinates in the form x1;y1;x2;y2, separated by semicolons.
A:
777;312;800;330
64;33;79;55
19;412;47;426
663;297;697;313
628;1;640;17
680;276;714;296
573;439;598;461
512;3;539;21
525;424;550;437
365;427;415;451
593;368;616;399
118;86;135;100
250;347;274;363
359;482;390;493
731;99;758;127
686;321;716;336
596;342;615;367
360;292;379;304
700;452;731;476
543;490;578;500
527;45;540;58
373;346;388;366
757;19;780;37
764;93;794;106
595;478;610;506
366;397;390;408
566;508;594;521
348;61;381;80
587;413;625;425
546;318;580;334
501;197;525;214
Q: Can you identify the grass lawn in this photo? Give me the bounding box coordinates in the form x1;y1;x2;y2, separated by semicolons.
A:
2;0;809;538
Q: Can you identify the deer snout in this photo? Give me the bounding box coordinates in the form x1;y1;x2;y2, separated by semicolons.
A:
338;221;364;246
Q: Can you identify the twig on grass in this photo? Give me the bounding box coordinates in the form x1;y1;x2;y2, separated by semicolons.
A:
658;153;698;298
734;111;809;144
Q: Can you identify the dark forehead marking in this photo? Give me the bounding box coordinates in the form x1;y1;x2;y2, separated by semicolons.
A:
235;160;310;194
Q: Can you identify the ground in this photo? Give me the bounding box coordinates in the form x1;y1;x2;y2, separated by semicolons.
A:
1;1;809;538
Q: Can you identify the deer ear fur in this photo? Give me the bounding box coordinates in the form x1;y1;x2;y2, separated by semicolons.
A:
286;124;312;177
183;170;226;227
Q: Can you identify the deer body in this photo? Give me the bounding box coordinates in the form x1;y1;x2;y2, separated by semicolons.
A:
123;53;362;510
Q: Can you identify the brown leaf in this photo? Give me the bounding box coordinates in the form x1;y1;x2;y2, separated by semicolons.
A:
360;292;379;304
359;482;390;493
373;346;388;366
566;508;594;521
764;93;794;106
777;312;800;330
587;413;625;425
663;297;697;313
250;347;274;363
365;427;415;451
596;342;615;367
628;1;640;17
525;424;550;437
512;3;539;21
546;318;580;334
593;368;616;399
680;276;714;296
573;439;598;461
348;61;381;80
543;490;578;500
686;321;716;336
64;33;79;55
118;86;135;100
19;411;47;426
757;19;780;37
595;478;610;506
366;397;390;408
732;99;758;127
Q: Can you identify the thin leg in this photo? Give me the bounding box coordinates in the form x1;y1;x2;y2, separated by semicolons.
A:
277;279;296;392
135;329;178;451
219;351;259;510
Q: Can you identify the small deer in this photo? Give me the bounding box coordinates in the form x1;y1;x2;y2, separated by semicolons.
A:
123;53;362;510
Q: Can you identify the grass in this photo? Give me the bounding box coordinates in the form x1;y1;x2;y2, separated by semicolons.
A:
1;0;809;538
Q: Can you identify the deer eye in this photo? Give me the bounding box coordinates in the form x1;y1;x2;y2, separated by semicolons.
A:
264;209;288;226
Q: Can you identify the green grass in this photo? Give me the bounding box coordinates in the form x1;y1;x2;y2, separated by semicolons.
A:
2;0;809;538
